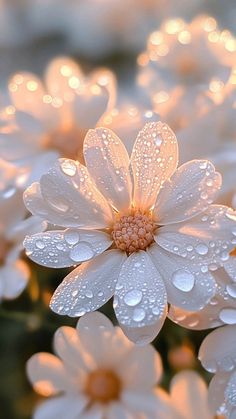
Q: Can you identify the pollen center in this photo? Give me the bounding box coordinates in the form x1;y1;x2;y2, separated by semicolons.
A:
84;369;121;404
112;211;155;253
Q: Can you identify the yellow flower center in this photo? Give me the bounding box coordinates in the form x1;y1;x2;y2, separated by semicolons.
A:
112;210;155;254
84;369;121;404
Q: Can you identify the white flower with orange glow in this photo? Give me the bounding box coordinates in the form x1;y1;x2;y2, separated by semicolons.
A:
137;15;236;94
0;56;116;182
0;159;45;300
199;325;236;418
23;122;236;344
27;311;169;419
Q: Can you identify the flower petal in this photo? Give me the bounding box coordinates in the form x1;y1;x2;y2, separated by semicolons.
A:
50;250;126;316
34;395;87;419
114;251;167;342
45;56;82;98
122;391;168;417
119;345;162;390
199;325;236;373
83;128;132;212
148;244;216;311
170;370;211;419
26;353;70;396
131;122;178;210
156;205;236;269
0;261;29;300
24;229;112;268
105;402;132;419
154;160;221;225
53;326;90;377
120;316;167;346
208;371;231;415
25;159;113;228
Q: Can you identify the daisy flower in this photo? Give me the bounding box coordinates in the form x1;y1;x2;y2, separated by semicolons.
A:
0;159;45;300
199;325;236;418
27;311;169;419
137;15;236;93
23;121;236;344
0;56;116;181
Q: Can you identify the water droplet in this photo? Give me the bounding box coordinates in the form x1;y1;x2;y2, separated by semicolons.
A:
60;160;77;176
152;306;160;315
72;290;78;297
172;269;195;292
196;243;208;255
124;290;143;306
154;136;162;147
69;242;94;262
132;308;146;322
64;230;80;245
35;240;45;249
219;308;236;324
85;290;93;298
226;284;236;298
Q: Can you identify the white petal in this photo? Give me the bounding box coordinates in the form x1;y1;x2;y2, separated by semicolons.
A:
25;159;113;228
122;391;166;417
27;353;70;396
0;261;29;299
119;345;162;390
168;305;222;331
114;251;167;340
73;85;109;129
170;370;211;419
225;370;236;408
208;372;231;415
120;316;167;346
26;151;60;185
131;122;178;210
199;325;236;373
148;244;216;311
34;395;87;419
24;229;112;268
50;250;126;316
154;160;221;224
156;205;236;269
79;406;103;419
7;215;46;242
8;72;46;120
83;128;132;212
45;57;82;98
53;326;89;377
76;312;115;367
105;402;131;419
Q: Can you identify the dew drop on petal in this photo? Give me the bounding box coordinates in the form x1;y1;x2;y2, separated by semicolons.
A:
69;242;94;262
171;269;195;292
60;160;77;176
35;240;45;249
64;230;80;245
219;308;236;324
226;284;236;299
132;308;146;322
124;290;143;307
195;243;209;255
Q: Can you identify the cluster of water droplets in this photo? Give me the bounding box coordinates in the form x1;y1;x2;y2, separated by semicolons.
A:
113;251;166;328
24;228;112;268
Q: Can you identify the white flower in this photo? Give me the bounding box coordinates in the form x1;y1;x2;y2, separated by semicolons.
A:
0;57;116;182
23;121;236;344
26;311;169;419
137;15;236;94
199;325;236;418
159;370;214;419
0;159;45;299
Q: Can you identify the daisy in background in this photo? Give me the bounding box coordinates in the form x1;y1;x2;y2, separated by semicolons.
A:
23;121;236;344
0;56;116;183
27;312;216;419
27;311;172;419
199;325;236;418
0;158;46;300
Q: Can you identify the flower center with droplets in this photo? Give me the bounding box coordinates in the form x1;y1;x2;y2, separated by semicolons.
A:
42;125;87;162
84;369;121;404
112;211;155;254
